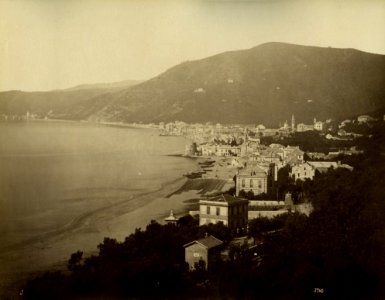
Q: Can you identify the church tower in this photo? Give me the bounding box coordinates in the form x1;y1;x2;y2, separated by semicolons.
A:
241;128;248;157
291;114;295;132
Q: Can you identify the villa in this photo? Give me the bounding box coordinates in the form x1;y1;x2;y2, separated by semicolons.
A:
199;194;248;231
236;164;269;196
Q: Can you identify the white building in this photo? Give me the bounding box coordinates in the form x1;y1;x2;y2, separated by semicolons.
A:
357;115;373;123
297;123;314;132
314;121;324;131
236;165;269;196
291;162;316;181
216;145;241;157
291;161;353;181
200;144;217;156
199;194;248;230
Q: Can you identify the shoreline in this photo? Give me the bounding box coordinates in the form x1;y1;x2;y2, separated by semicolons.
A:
0;156;233;298
0;121;236;297
3;118;160;131
0;176;190;298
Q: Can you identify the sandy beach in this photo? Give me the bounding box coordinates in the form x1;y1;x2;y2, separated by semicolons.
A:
0;122;238;298
0;160;232;298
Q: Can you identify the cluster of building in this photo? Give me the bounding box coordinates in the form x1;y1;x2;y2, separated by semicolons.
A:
159;121;245;143
178;151;356;270
166;113;384;150
179;114;362;231
0;111;41;121
178;153;353;270
164;113;384;271
167;191;293;271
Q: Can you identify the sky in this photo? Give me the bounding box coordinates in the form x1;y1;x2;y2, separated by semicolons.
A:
0;0;384;91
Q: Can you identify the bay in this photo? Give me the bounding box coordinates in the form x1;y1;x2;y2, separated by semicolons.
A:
0;121;197;296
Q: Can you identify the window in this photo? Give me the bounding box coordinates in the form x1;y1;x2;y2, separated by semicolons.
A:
242;179;245;187
250;179;253;187
216;207;220;216
258;180;262;189
207;206;210;215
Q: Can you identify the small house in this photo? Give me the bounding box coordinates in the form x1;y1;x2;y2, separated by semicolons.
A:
184;235;223;270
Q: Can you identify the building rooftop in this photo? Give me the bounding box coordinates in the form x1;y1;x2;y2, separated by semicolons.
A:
307;161;353;172
238;164;267;176
314;167;330;174
164;210;178;222
184;235;223;249
201;194;248;204
307;161;338;168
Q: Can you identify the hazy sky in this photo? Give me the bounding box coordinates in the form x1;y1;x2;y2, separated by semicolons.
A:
1;0;384;91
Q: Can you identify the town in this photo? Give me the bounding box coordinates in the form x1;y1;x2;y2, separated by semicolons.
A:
159;114;379;271
23;112;385;299
3;0;385;298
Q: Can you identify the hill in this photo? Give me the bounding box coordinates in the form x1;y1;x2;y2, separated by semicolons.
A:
1;43;384;125
64;79;143;91
0;80;141;120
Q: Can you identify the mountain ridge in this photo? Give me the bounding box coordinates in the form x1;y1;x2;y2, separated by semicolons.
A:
64;79;144;92
1;43;384;125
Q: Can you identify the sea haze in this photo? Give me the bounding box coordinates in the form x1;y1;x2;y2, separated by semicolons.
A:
0;121;196;289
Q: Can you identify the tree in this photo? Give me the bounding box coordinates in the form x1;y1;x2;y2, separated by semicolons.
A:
224;186;236;196
276;164;295;200
199;222;232;242
248;214;289;239
97;237;120;258
239;190;247;198
68;251;83;272
246;190;255;200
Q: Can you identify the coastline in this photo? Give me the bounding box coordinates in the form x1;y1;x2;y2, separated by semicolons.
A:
0;176;190;298
0;154;233;298
0;120;237;298
13;118;159;131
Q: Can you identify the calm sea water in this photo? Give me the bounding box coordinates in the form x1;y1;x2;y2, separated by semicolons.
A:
0;121;195;250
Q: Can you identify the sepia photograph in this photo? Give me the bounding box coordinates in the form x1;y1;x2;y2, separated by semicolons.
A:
0;0;385;299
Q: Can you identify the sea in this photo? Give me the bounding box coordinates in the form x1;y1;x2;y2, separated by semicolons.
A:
0;120;197;296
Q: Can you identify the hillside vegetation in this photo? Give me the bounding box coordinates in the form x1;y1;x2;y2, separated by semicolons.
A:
1;43;385;125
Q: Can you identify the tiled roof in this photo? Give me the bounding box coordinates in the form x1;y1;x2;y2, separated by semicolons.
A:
238;164;267;176
184;235;223;249
204;194;247;204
